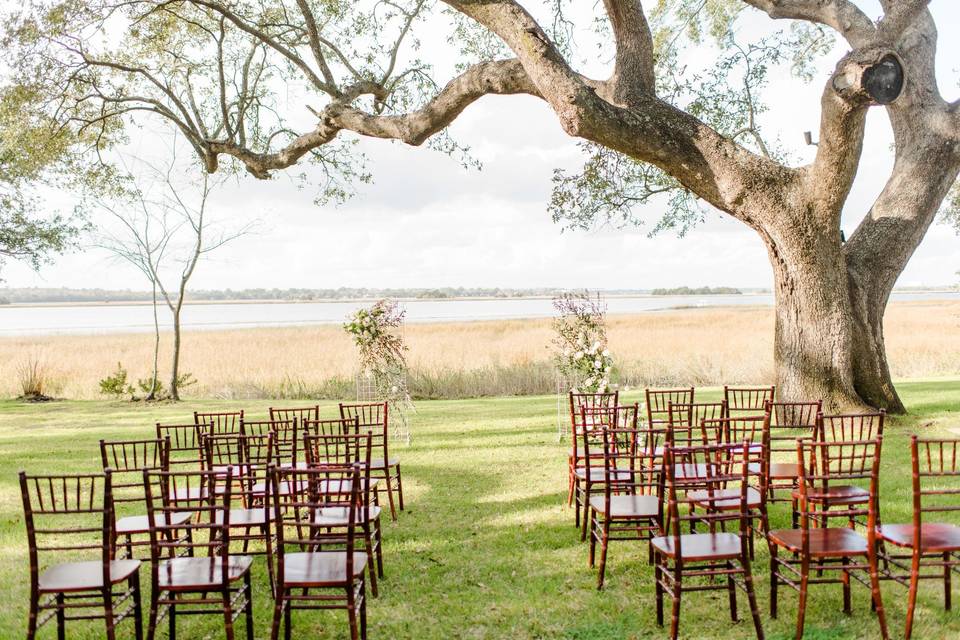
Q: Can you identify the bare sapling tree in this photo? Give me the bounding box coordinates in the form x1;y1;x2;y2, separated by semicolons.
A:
3;0;959;410
96;151;250;400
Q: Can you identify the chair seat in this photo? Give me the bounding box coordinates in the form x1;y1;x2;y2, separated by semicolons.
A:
877;523;960;552
370;457;399;470
252;478;380;496
573;468;632;482
688;487;763;511
651;532;743;561
38;560;141;593
674;463;710;480
791;485;869;504
281;552;368;587
157;556;253;590
589;494;660;518
215;507;272;527
768;527;868;557
310;506;382;526
117;511;192;535
748;462;799;479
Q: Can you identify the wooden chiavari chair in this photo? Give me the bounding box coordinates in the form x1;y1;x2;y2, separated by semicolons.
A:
304;432;384;597
194;410;243;435
20;470;143;640
587;411;663;588
157;423;207;472
567;391;619;510
811;411;886;524
877;436;960;639
666;401;728;448
240;418;299;468
575;404;636;540
268;465;367;640
99;437;191;560
767;438;889;640
765;401;821;508
724;385;776;417
652;442;764;640
645;387;695;435
269;404;319;425
143;467;254;640
340;402;404;521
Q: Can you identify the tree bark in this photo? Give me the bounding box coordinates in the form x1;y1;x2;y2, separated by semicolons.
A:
170;297;183;401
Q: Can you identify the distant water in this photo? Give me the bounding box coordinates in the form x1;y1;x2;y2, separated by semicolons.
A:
0;292;956;337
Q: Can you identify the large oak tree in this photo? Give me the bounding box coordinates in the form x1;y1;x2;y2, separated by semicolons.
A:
3;0;958;411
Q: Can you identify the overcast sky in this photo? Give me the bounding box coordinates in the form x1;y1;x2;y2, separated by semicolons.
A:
4;1;959;292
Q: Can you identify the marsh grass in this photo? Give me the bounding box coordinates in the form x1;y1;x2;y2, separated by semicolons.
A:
0;382;958;638
1;300;958;400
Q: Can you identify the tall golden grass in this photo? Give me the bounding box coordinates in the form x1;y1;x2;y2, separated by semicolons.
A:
3;300;959;399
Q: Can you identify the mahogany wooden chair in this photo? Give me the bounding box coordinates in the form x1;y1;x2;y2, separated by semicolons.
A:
574;403;635;538
588;412;663;588
339;402;403;521
240;419;299;468
567;391;619;509
724;385;776;417
645;387;695;434
268;465;368;640
269;404;319;424
142;467;254;640
767;438;889;640
100;437;192;560
304;432;384;597
304;417;360;437
811;411;886;524
156;423;207;471
194;410;244;435
20;470;143;640
877;436;960;639
652;442;764;640
765;401;822;507
666;401;728;448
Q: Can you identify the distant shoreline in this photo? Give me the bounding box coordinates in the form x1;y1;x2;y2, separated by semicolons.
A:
1;289;957;310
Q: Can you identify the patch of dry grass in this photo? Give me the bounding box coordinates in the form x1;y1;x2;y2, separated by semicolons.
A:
2;300;958;399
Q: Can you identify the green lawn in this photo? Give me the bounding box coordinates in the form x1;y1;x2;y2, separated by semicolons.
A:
0;381;959;639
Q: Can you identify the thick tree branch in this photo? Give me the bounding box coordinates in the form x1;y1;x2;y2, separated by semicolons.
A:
740;0;875;47
601;0;656;105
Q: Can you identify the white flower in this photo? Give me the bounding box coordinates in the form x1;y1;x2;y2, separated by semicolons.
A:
594;359;602;368
592;341;601;352
583;377;593;387
391;386;399;393
602;348;610;357
574;351;584;360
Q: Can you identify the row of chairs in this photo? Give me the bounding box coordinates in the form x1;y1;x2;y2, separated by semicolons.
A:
19;402;401;640
566;388;960;640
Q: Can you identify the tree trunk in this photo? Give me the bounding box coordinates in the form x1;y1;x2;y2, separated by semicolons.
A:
148;280;160;401
763;216;868;412
169;300;183;401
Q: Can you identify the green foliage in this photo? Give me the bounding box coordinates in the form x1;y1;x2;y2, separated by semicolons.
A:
552;291;614;393
98;363;133;398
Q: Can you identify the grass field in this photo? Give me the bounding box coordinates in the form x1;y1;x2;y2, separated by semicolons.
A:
2;300;960;400
0;381;959;638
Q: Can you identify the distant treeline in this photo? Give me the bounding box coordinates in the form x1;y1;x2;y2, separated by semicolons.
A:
0;286;661;304
651;286;742;296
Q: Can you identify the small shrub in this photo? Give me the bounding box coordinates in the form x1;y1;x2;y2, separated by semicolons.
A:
99;363;133;398
17;356;55;400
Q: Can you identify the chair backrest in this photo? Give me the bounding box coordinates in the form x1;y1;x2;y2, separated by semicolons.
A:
600;419;663;506
666;401;727;447
202;433;273;508
724;385;776;414
768;401;821;458
579;404;637;477
99;438;170;516
303;417;359;438
269;465;360;587
645;388;695;430
663;442;754;552
796;437;882;532
194;410;243;435
20;471;114;590
910;437;960;528
339;402;388;463
269;405;319;424
303;432;373;508
156;423;207;469
817;410;885;443
143;468;236;576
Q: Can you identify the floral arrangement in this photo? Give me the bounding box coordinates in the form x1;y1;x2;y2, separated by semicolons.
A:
344;299;413;439
552;291;614;393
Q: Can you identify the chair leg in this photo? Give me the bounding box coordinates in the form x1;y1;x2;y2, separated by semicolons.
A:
26;588;38;640
579;482;591;542
270;597;284;640
769;547;779;619
383;473;398;521
56;593;65;640
363;521;378;597
131;572;144;640
841;557;852;614
588;510;597;568
944;551;952;611
103;586;117;640
283;595;292;640
347;586;360;640
222;589;235;640
726;561;738;622
567;462;575;507
168;592;177;640
147;588;159;640
795;558;809;640
868;547;890;640
597;519;610;591
655;554;664;627
742;557;765;640
394;465;404;511
360;580;368;640
374;517;385;579
669;581;682;640
905;550;921;640
244;573;254;640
